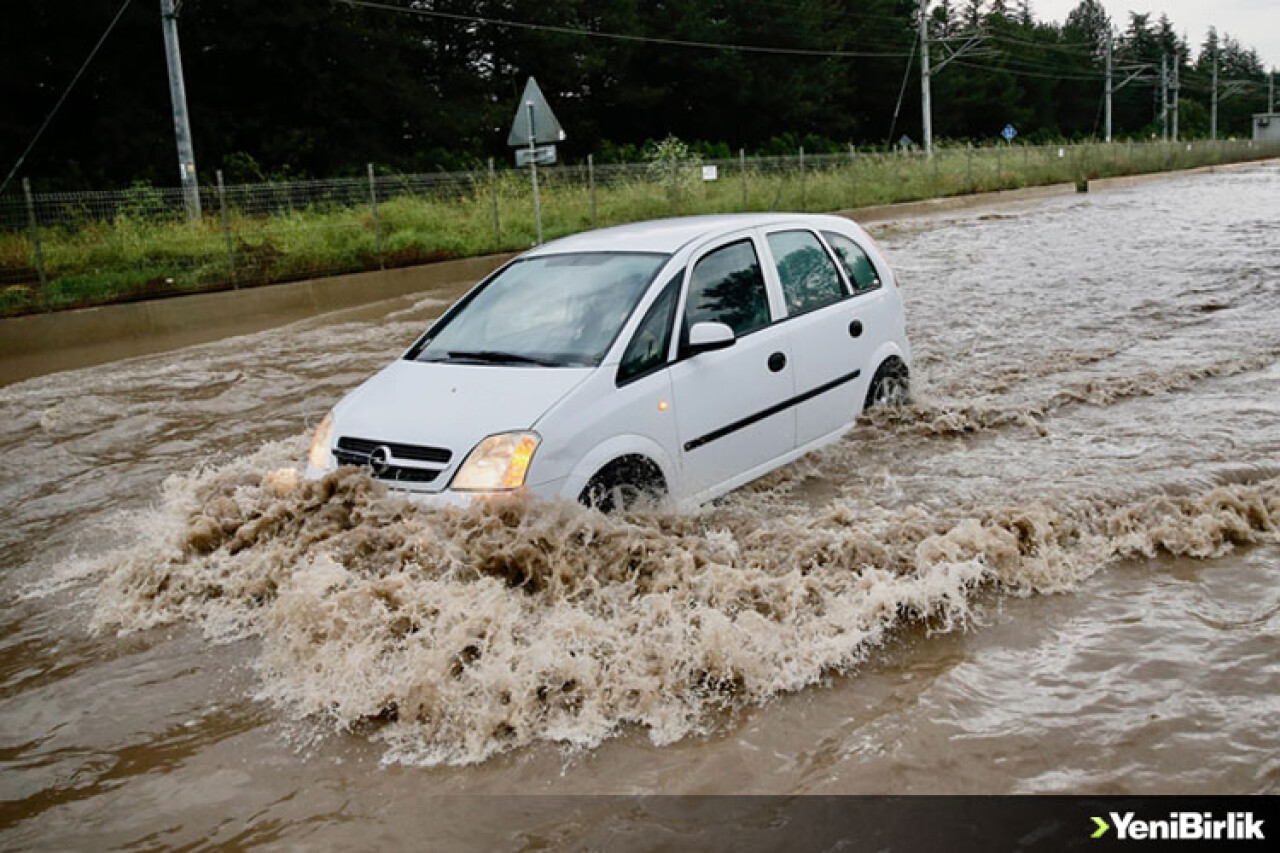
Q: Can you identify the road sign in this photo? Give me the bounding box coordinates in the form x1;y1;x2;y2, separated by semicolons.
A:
701;165;718;181
897;134;914;150
1002;124;1017;142
507;77;566;147
516;145;557;167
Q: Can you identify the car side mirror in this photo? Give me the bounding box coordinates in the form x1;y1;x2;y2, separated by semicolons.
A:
686;321;736;356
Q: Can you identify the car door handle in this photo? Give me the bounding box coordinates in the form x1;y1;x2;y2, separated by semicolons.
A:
768;351;787;372
848;319;864;338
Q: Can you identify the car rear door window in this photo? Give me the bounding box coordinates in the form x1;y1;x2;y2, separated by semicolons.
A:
822;231;881;293
767;230;848;315
618;274;680;385
684;239;771;339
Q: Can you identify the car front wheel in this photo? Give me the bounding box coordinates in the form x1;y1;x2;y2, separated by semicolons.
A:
578;455;667;513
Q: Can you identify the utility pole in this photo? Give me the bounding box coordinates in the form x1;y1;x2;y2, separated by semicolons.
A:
1104;30;1113;143
1210;46;1218;140
1171;52;1179;141
1160;53;1169;141
161;0;200;221
919;0;932;157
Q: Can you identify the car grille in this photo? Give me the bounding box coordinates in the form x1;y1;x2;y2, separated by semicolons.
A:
333;436;453;484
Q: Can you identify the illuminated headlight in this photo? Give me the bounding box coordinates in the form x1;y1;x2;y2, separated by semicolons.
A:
451;432;540;492
308;412;335;470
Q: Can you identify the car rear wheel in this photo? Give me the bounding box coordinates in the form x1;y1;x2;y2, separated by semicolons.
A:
864;358;910;409
578;455;667;513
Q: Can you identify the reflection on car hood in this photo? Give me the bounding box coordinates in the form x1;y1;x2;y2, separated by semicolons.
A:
333;359;593;458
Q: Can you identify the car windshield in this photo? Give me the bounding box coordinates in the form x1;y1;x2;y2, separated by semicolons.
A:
412;252;668;367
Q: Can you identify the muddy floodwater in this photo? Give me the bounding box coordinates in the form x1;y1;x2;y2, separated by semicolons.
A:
1;165;1278;847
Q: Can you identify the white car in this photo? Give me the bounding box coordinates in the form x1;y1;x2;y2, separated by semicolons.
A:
306;213;911;510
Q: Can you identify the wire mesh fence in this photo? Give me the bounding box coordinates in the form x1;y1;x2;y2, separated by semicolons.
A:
2;138;1277;317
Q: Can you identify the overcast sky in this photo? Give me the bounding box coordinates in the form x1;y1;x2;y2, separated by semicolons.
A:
1032;0;1279;69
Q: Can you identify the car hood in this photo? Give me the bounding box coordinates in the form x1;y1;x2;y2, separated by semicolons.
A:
332;358;593;461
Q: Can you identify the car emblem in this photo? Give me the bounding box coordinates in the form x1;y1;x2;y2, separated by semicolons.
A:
368;445;393;476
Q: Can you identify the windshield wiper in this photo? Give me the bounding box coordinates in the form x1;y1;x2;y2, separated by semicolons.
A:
444;350;565;367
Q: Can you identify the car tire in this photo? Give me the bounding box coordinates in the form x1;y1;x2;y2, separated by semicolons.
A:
578;455;667;513
864;358;910;409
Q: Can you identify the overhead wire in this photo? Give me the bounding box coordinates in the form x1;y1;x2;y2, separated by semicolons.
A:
1;0;136;195
340;0;915;59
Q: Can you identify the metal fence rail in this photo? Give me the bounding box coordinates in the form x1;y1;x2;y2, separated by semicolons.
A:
2;139;1277;316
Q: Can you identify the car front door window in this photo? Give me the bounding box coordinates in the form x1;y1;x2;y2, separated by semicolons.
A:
683;239;771;344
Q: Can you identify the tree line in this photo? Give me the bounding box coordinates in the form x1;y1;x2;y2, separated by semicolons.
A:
1;0;1272;190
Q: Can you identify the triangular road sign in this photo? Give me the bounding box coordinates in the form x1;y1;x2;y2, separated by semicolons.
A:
507;77;566;147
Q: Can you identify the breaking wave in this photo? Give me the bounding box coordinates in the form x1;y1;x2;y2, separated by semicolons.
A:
860;346;1280;437
89;443;1279;767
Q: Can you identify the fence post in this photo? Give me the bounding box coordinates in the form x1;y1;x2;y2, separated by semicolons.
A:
22;178;48;290
847;144;857;201
996;145;1003;184
588;153;597;228
367;162;383;268
932;146;939;191
739;148;747;210
668;157;678;214
488;158;500;249
798;146;806;211
216;170;236;288
966;143;973;188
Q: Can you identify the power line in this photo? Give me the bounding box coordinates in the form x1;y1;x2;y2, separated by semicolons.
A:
887;30;919;145
985;32;1101;56
340;0;914;59
951;57;1110;82
1;0;136;195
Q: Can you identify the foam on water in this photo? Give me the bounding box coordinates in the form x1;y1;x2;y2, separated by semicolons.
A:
88;442;1278;765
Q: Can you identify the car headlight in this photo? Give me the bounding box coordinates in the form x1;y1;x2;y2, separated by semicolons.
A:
308;412;335;470
451;432;540;492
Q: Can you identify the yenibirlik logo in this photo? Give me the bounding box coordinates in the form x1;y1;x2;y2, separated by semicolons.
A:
1091;811;1265;841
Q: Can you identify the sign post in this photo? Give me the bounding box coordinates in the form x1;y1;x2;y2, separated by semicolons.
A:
527;101;542;244
1002;124;1017;146
508;77;565;246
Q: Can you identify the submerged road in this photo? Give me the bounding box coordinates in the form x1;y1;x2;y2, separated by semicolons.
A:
0;164;1277;846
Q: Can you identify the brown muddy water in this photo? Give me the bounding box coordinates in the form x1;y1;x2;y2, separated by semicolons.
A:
1;166;1278;848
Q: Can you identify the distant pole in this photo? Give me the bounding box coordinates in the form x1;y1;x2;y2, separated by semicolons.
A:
367;163;383;267
1104;30;1113;143
739;148;747;209
161;0;200;222
488;157;500;248
1271;70;1275;112
22;178;47;289
1171;53;1179;142
216;169;235;286
1160;54;1169;141
587;153;597;227
527;101;542;244
918;0;933;158
798;146;806;210
1210;48;1218;141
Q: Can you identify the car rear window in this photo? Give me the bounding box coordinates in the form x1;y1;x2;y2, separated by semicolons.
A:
768;230;848;315
822;231;881;293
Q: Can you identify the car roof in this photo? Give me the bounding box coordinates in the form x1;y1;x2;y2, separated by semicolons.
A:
524;213;854;257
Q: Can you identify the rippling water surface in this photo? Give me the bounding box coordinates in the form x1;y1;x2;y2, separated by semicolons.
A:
1;165;1277;847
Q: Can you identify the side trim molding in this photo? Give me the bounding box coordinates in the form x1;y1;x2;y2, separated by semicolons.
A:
683;368;861;452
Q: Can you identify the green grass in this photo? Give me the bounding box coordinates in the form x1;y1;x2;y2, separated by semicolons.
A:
2;139;1275;318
